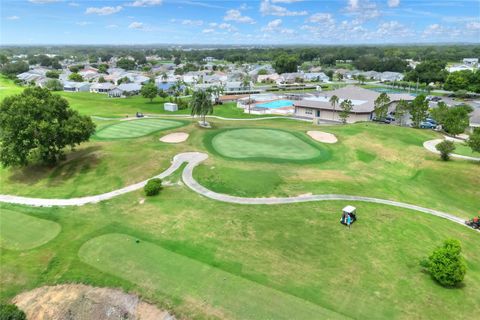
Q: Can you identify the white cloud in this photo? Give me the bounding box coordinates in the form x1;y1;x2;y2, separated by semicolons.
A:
260;0;307;16
127;0;162;7
218;23;237;32
86;6;123;16
106;24;119;28
202;28;215;33
7;15;20;20
224;9;255;24
347;0;359;10
28;0;59;3
128;21;145;29
76;21;92;26
181;19;204;26
466;21;480;30
69;2;79;6
262;19;282;32
307;13;334;24
388;0;400;7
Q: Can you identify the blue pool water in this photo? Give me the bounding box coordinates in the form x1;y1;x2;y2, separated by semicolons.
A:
256;99;294;109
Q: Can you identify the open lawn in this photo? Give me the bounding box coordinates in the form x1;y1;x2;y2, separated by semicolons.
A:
0;209;61;250
454;142;478;157
95;118;186;140
1;78;479;319
208;128;325;162
79;233;345;320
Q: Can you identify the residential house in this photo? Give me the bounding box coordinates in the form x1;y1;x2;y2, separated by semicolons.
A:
294;85;414;123
303;72;330;82
90;82;115;93
118;83;142;95
257;73;280;83
63;81;90;92
278;73;305;84
463;58;478;67
108;87;123;98
447;64;474;73
380;72;404;82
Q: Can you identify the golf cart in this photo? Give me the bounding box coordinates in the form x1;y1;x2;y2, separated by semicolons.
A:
136;112;144;118
465;217;480;229
340;205;357;226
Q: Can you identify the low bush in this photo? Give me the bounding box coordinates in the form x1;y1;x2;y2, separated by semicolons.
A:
144;178;162;196
422;239;466;287
0;304;26;320
435;140;455;161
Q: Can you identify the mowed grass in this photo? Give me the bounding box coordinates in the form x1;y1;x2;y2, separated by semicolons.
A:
0;209;61;250
454;142;478;157
95;118;186;139
209;128;323;161
79;233;346;320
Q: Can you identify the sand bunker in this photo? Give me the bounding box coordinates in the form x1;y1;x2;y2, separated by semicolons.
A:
306;131;338;144
13;284;175;320
160;132;189;143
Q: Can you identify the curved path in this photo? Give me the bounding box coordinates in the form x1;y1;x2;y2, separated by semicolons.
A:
93;114;312;122
0;152;475;231
423;138;480;161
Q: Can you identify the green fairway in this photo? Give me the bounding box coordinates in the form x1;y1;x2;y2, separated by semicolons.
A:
209;128;324;161
79;233;346;320
95;118;186;139
0;209;60;250
454;142;478;157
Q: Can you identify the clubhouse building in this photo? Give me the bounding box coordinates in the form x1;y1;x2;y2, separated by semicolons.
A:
294;86;414;123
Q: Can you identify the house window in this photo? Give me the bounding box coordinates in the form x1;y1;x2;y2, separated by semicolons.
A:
305;109;313;115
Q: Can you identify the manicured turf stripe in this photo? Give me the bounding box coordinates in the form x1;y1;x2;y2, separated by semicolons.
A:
0;210;60;250
210;128;323;161
95;119;185;139
79;233;348;320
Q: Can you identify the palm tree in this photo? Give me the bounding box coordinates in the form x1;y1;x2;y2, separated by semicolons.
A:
241;75;252;114
190;90;213;126
329;95;339;121
357;74;366;84
339;99;353;124
161;72;168;83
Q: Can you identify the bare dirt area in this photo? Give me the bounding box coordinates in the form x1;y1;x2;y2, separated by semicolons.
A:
12;284;175;320
159;132;189;143
306;131;338;144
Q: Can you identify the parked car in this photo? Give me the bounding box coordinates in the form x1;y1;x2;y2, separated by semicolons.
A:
425;118;437;125
385;115;395;122
372;117;391;124
420;121;436;129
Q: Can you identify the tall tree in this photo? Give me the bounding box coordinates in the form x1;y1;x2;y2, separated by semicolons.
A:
467;128;480;153
190;90;213;126
241;75;252;114
409;94;429;128
442;104;473;136
395;99;409;126
329;95;339;121
273;54;299;74
339;99;353;124
0;87;95;166
141;82;158;102
374;92;391;120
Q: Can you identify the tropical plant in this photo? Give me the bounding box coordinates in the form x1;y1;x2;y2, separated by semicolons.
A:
329;95;339;121
467;128;480;153
395;99;409;126
339;99;353;124
141;82;158;102
409;94;429;128
190;90;213;126
241;75;252;114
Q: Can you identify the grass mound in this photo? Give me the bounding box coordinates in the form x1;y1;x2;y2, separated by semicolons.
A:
207;128;327;162
0;210;60;250
95;119;185;139
79;233;346;320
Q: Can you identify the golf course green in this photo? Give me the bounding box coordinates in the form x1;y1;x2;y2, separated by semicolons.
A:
79;233;346;320
208;128;324;161
0;209;60;250
95;118;185;139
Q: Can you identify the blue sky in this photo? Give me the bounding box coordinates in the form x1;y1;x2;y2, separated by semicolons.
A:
1;0;479;44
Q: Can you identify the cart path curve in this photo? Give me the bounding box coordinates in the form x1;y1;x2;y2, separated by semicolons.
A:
423;139;480;161
0;152;475;231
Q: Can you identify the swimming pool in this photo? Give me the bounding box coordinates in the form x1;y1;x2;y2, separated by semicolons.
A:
256;99;294;109
368;87;417;96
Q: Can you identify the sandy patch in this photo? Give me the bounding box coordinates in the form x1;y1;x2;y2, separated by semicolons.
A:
160;132;189;143
12;284;175;320
306;131;338;144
